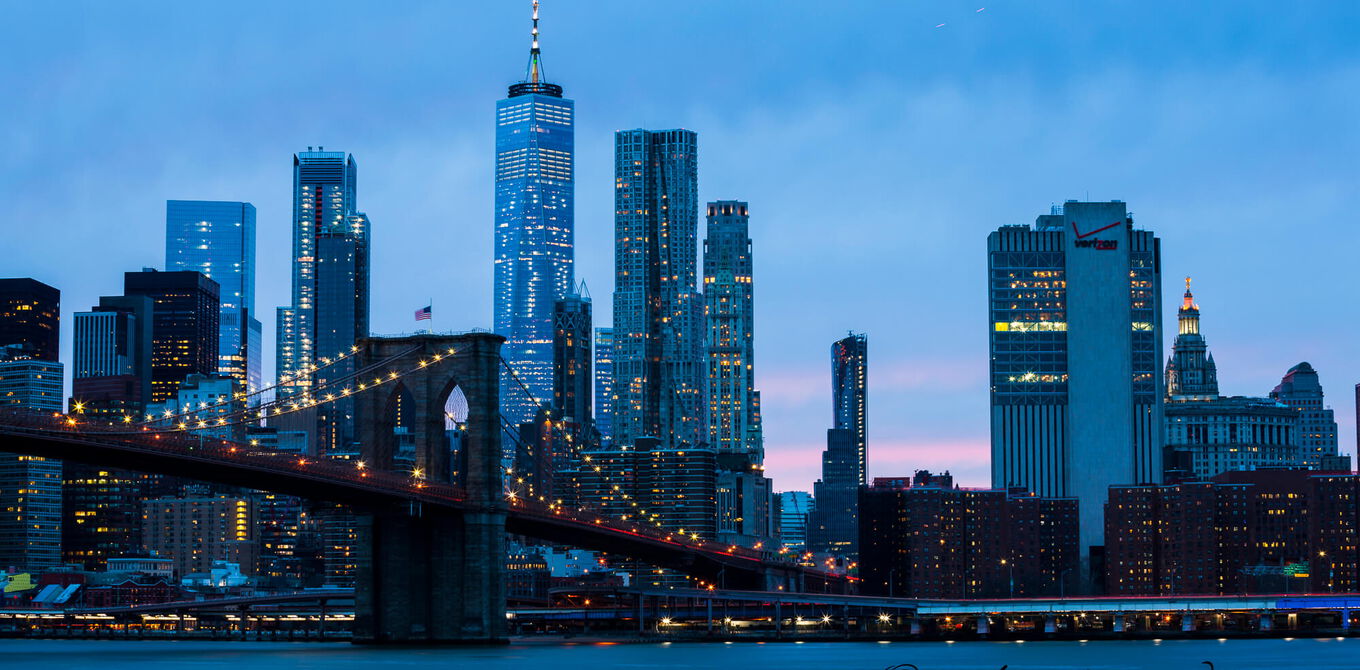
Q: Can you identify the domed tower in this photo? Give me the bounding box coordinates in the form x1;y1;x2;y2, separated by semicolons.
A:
1165;277;1218;400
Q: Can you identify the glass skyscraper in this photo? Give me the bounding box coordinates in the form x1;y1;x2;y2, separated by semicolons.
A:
166;200;261;394
275;149;370;457
832;332;868;485
808;332;868;557
987;200;1163;557
495;2;575;435
612;129;705;450
593;328;613;444
124;270;221;404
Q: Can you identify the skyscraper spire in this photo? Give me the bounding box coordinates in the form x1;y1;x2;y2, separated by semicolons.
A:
508;0;562;98
527;0;543;84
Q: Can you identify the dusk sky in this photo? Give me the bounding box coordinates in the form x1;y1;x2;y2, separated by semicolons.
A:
3;1;1358;492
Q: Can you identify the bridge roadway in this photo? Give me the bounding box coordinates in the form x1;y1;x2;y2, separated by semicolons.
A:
0;413;845;591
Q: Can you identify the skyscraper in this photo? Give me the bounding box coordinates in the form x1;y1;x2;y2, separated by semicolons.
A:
0;285;63;570
495;1;575;432
988;200;1163;559
593;327;614;444
552;288;592;430
276;150;367;399
0;278;60;362
165;200;262;394
808;332;868;557
832;332;868;485
612;128;705;450
124;269;221;404
71;295;153;419
275;150;370;456
704;201;769;541
1271;362;1346;471
704;201;761;455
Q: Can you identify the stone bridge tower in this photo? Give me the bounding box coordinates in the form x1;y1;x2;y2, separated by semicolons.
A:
350;332;507;643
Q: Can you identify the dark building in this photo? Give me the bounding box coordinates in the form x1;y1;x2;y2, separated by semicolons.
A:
0;278;60;362
808;332;868;557
71;294;154;420
858;472;1080;598
1106;469;1360;595
123;269;220;404
808;428;859;557
579;437;717;539
550;287;592;496
61;467;149;570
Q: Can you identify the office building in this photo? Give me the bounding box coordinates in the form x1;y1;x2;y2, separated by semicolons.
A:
62;467;147;570
1162;283;1304;479
988;201;1163;558
612;128;706;450
71;294;154;420
274;149;370;457
0;278;59;362
124;269;221;404
0;345;64;570
1271;362;1346;471
775;491;813;552
495;2;575;431
858;472;1080;598
141;496;257;579
166;200;262;394
552;288;592;430
593;328;614;443
704;201;770;541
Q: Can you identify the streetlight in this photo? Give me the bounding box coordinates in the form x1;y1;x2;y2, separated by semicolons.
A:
1320;550;1334;593
1001;559;1014;598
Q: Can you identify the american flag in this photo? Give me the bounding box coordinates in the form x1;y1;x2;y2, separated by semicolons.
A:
414;305;432;321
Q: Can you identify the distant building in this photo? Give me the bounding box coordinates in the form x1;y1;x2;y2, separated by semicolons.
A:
123;269;221;404
0;347;64;570
494;3;576;431
141;496;257;579
165;200;262;394
62;467;148;570
551;287;592;491
1271;362;1346;471
612;129;705;451
148;374;241;441
808;332;868;557
71;295;154;420
775;491;813;552
988;201;1163;557
0;278;60;362
1163;284;1341;479
579;437;717;540
593;328;614;444
1106;469;1360;595
705;201;770;542
809;428;860;558
859;472;1080;598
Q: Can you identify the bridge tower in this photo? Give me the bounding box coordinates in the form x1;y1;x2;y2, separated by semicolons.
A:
351;332;507;643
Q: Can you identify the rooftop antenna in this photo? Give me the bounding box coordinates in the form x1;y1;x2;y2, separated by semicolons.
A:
528;0;543;84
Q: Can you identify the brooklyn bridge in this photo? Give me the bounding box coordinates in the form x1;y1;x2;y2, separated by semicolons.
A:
0;332;847;643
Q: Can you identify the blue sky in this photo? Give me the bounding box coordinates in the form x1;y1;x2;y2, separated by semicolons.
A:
3;1;1358;491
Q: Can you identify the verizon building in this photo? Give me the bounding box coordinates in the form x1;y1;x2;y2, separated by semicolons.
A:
988;200;1163;563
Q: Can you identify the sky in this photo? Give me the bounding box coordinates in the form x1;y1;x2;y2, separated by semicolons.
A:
2;1;1358;492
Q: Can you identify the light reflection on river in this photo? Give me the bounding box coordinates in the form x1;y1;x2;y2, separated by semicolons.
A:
0;637;1352;669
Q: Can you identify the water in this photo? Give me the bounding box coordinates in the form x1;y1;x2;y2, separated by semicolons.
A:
0;638;1353;669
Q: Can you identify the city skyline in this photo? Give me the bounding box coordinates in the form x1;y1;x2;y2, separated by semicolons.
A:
3;2;1359;491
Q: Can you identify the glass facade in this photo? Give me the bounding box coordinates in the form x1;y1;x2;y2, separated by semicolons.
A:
123;270;220;404
277;151;367;401
0;354;64;570
593;328;613;444
494;70;575;432
612;129;705;450
165;200;261;393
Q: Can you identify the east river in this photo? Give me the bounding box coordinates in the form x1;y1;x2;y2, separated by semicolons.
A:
1;637;1355;669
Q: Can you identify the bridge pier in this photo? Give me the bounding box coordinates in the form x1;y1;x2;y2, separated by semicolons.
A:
352;333;508;644
1258;612;1273;632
